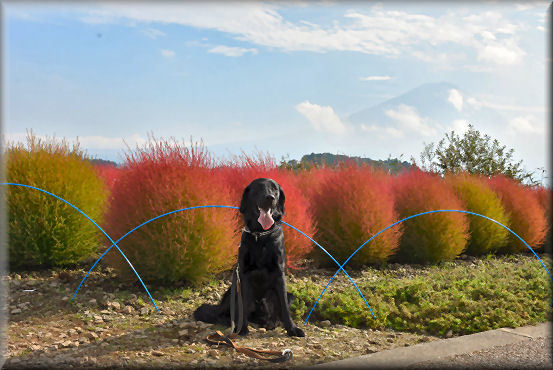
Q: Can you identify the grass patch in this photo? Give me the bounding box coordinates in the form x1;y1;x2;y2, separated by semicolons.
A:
289;254;552;336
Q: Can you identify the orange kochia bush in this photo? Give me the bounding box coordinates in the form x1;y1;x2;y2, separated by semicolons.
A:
216;153;316;269
103;138;240;284
307;165;401;268
488;176;547;253
393;170;469;264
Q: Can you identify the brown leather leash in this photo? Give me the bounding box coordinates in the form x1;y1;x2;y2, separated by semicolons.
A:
205;264;293;363
206;330;293;363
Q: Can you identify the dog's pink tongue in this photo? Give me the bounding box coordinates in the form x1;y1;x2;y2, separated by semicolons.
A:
258;209;274;230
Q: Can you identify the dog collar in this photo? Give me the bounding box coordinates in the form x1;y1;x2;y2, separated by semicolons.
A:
242;223;282;241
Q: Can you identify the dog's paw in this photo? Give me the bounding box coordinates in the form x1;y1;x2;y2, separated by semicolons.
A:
287;326;305;337
238;326;249;336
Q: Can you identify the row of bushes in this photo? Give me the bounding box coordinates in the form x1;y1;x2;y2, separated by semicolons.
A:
6;135;551;284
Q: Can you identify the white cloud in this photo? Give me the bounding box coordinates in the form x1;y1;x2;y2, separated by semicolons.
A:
466;96;545;113
80;3;528;66
142;27;166;39
361;75;392;81
507;116;543;135
161;49;176;58
451;119;470;134
296;101;348;134
448;89;464;112
385;104;436;137
360;124;403;138
208;45;258;57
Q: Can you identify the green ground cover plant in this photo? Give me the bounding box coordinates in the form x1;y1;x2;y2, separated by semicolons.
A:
288;254;552;336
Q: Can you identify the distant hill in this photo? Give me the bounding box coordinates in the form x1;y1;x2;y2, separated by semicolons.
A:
89;158;119;167
281;153;411;174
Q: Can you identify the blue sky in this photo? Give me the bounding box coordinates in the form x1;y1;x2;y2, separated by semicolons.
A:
2;1;549;182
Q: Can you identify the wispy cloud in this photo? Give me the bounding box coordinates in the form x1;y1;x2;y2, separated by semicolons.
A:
385;104;436;137
507;115;544;135
161;49;176;58
79;3;530;66
296;101;348;134
361;75;392;81
448;89;463;112
208;45;258;57
142;27;166;39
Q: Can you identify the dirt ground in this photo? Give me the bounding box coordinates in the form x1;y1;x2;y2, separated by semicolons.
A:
2;265;440;369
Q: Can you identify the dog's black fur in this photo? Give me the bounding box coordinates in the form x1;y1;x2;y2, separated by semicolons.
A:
193;178;305;337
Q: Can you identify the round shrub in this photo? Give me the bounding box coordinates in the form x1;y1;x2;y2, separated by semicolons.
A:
446;173;510;255
103;137;240;284
308;165;401;268
6;133;107;269
393;170;469;264
217;153;316;269
533;186;551;251
488;176;547;253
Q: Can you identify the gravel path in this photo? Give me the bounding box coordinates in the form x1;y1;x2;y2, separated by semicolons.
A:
414;337;552;369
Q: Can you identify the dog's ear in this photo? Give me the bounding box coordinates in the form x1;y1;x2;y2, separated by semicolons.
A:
240;185;250;214
277;185;285;214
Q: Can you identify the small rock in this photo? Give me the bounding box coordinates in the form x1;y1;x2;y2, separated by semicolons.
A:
78;337;89;344
10;308;22;314
67;328;78;336
111;301;121;310
123;305;133;314
171;339;179;343
61;340;72;348
320;320;331;327
93;315;103;324
88;298;97;305
258;328;266;333
30;344;41;351
87;332;99;340
140;307;149;316
152;350;164;357
102;314;111;322
445;329;453;338
75;327;83;334
61;296;69;301
178;329;189;337
208;349;220;358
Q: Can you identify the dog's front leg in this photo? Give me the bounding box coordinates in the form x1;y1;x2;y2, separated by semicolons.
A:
276;273;305;337
237;269;250;336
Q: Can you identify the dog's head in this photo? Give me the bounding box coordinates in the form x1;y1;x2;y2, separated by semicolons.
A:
240;178;285;231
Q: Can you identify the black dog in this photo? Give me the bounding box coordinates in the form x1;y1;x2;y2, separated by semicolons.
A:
193;178;305;337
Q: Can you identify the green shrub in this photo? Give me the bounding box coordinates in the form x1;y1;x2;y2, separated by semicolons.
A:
446;173;510;255
104;137;240;284
393;170;469;264
6;132;107;269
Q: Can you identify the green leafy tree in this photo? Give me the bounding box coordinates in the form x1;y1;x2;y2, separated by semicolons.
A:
413;124;537;184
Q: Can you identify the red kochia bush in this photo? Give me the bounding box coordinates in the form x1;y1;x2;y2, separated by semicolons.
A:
94;164;120;191
533;186;551;250
393;170;469;264
217;153;316;269
103;138;240;284
446;173;510;255
488;176;547;253
308;165;401;268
